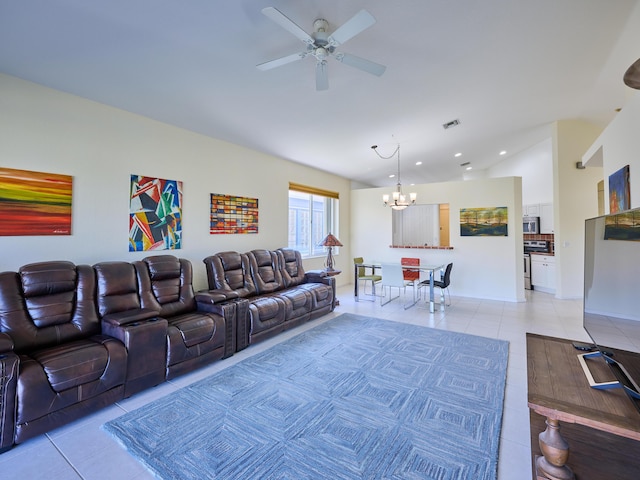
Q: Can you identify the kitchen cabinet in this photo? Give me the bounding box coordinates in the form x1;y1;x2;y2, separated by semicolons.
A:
540;203;554;233
524;203;554;234
523;204;540;216
531;255;555;293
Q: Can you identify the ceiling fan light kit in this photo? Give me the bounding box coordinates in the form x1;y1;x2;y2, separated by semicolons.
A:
624;57;640;90
257;7;386;91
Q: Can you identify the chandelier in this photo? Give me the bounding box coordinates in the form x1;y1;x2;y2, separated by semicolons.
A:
372;143;416;210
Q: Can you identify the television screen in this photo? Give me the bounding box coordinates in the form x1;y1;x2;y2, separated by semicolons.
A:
583;208;640;411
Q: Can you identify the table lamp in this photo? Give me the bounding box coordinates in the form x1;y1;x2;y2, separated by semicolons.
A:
319;233;343;271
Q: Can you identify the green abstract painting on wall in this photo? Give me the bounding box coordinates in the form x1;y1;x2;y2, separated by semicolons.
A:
129;175;182;251
0;167;72;236
460;206;508;236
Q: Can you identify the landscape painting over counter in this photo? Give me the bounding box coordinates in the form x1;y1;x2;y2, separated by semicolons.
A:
460;206;508;237
0;167;72;236
604;209;640;241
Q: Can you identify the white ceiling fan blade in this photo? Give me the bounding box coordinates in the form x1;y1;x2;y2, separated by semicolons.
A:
328;10;376;46
262;7;314;45
335;53;386;77
316;60;328;91
257;52;306;71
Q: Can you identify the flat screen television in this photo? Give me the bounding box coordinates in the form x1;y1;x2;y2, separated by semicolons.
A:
583;207;640;412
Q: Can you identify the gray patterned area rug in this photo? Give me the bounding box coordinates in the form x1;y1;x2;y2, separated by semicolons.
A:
103;313;509;480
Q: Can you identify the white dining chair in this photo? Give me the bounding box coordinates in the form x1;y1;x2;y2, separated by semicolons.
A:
380;263;417;308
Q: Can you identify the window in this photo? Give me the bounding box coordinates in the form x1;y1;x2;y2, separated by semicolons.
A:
288;183;339;258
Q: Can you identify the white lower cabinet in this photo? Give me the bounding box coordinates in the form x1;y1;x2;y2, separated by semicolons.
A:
531;255;555;293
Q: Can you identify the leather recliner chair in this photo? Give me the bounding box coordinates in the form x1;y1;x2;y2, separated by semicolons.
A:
134;255;230;380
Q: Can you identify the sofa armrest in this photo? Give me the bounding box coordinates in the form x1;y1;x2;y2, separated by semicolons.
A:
0;345;19;453
0;332;14;353
101;308;159;327
305;270;331;286
101;315;168;397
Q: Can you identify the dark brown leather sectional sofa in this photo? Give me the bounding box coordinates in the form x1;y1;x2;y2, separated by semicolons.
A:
0;248;334;453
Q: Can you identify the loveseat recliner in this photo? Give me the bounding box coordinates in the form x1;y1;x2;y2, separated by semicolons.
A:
0;261;128;452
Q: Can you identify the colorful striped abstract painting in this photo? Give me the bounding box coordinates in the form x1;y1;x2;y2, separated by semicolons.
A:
0;167;72;236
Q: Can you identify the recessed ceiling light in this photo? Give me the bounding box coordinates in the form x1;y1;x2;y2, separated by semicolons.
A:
415;161;422;166
499;150;507;156
389;174;395;178
454;152;462;158
466;166;473;171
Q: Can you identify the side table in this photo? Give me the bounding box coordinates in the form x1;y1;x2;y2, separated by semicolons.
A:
527;333;640;479
324;269;341;305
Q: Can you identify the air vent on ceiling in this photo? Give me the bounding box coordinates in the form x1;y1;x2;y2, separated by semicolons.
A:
442;119;461;130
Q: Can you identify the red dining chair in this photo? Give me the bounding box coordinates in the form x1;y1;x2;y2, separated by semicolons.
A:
401;257;420;307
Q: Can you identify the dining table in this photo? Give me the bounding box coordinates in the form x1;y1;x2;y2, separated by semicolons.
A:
354;262;445;313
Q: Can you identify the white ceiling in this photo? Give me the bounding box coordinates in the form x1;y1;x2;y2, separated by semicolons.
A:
1;0;639;187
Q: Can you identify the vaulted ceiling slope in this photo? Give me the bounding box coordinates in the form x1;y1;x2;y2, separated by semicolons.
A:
1;1;639;187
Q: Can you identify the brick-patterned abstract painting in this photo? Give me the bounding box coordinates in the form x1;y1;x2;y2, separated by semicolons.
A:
210;193;258;234
0;167;72;236
129;175;182;251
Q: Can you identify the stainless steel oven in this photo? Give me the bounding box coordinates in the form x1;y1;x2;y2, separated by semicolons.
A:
523;216;540;234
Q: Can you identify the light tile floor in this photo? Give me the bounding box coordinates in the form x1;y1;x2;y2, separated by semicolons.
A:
0;285;590;479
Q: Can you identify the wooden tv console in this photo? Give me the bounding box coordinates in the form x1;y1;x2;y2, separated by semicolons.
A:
527;333;640;479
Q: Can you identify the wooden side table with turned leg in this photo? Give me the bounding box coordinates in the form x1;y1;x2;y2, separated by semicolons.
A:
527;333;640;480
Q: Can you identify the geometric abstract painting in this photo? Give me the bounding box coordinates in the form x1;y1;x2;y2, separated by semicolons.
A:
0;167;72;236
210;193;258;234
129;175;182;251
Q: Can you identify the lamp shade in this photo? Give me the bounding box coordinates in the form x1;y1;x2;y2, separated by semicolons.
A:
319;233;343;247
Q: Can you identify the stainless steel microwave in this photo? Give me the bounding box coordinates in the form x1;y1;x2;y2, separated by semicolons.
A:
523;216;540;234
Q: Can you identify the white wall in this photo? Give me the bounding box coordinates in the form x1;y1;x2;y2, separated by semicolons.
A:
552;120;604;299
351;176;525;302
0;74;352;291
487;137;553;205
584;91;640;210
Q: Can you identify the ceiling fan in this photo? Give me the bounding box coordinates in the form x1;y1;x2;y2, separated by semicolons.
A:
257;7;386;91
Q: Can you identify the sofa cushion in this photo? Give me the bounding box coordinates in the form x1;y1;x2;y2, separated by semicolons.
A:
0;263;100;353
135;256;197;317
247;250;283;294
29;339;110;392
203;251;256;297
169;313;217;348
247;295;287;342
17;335;127;425
94;261;143;318
277;248;306;288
